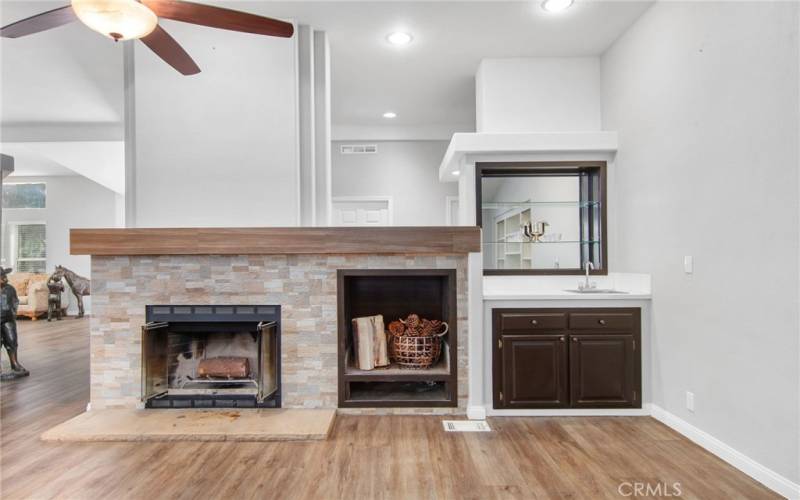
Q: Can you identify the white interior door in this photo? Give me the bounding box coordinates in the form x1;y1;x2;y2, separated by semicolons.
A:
446;196;460;226
331;197;392;226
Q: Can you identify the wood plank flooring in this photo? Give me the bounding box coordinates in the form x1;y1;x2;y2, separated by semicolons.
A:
1;318;779;499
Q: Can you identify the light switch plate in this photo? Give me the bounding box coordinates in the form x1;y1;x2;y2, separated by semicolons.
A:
686;391;695;412
684;255;694;274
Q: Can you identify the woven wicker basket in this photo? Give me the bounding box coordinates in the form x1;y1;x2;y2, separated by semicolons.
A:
391;323;449;369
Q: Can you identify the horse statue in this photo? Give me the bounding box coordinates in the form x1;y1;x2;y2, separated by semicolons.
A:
50;266;90;318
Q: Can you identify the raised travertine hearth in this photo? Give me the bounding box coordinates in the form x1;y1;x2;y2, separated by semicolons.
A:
75;227;480;414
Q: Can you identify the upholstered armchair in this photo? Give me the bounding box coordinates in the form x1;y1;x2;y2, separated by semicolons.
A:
8;273;50;320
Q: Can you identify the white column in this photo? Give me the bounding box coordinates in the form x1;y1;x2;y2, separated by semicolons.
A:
313;31;332;226
123;42;136;228
297;25;316;226
460;160;487;419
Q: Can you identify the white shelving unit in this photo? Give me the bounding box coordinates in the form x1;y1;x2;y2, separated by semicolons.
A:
495;207;533;269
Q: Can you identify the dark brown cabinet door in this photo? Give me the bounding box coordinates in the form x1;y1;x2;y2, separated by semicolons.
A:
569;334;637;408
499;335;568;408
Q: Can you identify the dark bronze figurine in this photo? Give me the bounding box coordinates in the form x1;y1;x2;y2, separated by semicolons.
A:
50;266;90;318
1;267;29;380
47;275;65;322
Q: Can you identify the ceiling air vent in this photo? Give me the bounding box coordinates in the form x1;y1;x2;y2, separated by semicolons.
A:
340;144;378;155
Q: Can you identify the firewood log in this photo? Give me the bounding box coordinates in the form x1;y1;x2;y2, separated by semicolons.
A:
197;357;250;379
352;315;389;370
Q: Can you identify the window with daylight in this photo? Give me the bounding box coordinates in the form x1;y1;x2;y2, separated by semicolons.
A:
2;182;46;209
14;224;46;273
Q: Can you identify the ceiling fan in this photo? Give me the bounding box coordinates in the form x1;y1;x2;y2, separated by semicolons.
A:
0;0;294;75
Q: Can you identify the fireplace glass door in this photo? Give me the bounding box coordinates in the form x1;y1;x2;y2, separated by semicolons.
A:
142;322;169;402
257;321;278;402
140;305;281;408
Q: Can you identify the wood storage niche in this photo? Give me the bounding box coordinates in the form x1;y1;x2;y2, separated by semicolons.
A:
337;270;457;408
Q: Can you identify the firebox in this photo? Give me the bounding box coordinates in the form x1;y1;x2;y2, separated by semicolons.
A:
141;305;280;409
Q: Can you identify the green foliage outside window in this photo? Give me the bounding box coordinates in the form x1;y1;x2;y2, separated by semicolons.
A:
2;183;46;209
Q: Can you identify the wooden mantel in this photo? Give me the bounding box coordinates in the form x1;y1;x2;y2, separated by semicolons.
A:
70;227;482;256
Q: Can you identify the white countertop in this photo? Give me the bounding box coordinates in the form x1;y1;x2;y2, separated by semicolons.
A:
483;273;652;301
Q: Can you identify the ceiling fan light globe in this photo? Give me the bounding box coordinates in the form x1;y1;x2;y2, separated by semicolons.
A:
71;0;158;41
541;0;574;12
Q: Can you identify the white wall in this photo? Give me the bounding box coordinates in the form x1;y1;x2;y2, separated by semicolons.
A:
1;175;121;313
131;22;299;227
476;58;601;133
332;141;458;226
602;1;799;484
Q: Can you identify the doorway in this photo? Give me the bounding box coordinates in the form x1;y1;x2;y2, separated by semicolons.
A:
331;196;393;226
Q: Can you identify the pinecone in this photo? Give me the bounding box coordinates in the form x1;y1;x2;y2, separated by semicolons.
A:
419;319;436;337
404;313;421;329
406;326;422;337
388;320;406;337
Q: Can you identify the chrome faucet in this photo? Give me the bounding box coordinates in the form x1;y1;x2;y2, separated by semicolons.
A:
580;261;595;290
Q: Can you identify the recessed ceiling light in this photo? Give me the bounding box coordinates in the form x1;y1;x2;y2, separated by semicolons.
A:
541;0;574;13
382;111;397;119
386;32;413;46
452;170;461;176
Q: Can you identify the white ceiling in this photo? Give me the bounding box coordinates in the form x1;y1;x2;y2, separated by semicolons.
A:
1;0;652;138
1;144;76;176
0;1;124;127
3;141;125;192
260;1;653;134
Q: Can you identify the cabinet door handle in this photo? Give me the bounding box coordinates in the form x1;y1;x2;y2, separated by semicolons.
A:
572;337;578;342
531;319;538;326
559;336;565;342
598;319;607;325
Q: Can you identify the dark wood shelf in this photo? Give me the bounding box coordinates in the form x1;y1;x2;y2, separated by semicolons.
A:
344;381;451;407
343;346;451;381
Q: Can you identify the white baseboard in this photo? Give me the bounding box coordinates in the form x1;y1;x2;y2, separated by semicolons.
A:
650;404;800;499
466;405;487;420
486;404;651;417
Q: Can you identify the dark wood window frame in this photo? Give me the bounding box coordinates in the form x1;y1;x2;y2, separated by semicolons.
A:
476;161;608;276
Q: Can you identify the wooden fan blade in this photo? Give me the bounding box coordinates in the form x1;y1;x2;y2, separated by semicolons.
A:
1;5;77;38
141;0;293;38
140;25;200;75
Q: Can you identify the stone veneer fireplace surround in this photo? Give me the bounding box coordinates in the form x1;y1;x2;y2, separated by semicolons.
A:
90;254;469;413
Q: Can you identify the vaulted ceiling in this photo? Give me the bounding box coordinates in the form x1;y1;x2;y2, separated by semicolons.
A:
1;0;652;145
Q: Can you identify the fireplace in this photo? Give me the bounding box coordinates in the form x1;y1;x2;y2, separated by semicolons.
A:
141;305;280;408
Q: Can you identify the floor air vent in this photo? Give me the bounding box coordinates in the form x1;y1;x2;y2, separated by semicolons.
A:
340;144;378;155
442;420;491;432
